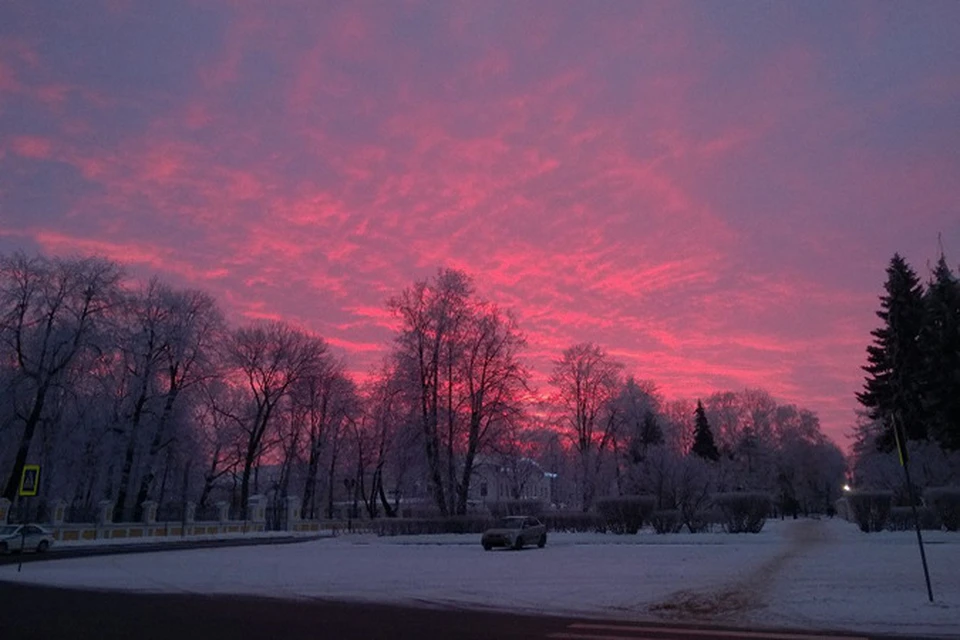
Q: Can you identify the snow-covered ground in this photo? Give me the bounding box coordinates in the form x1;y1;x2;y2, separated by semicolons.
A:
1;519;957;637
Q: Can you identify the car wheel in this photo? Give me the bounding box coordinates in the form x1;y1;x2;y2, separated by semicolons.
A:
513;536;523;551
0;541;7;555
537;534;547;548
483;542;492;551
37;540;49;553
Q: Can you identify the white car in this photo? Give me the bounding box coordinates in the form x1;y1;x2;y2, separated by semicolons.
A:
0;524;55;554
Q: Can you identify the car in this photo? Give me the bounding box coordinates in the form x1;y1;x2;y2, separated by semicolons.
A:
481;516;547;551
0;524;55;554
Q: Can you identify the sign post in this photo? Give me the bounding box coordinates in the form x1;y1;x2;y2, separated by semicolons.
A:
16;464;41;573
18;465;40;497
894;417;934;603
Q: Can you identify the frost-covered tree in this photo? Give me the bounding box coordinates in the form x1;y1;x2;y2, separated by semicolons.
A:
0;253;123;501
225;322;329;508
550;342;623;511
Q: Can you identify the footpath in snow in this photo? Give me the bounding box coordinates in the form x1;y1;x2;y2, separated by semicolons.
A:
0;518;957;637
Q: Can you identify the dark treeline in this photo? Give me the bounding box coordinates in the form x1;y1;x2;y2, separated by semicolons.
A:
853;251;960;498
0;253;845;522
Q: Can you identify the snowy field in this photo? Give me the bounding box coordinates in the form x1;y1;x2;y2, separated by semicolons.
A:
1;519;958;637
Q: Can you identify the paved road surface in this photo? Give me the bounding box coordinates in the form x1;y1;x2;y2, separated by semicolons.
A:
0;582;938;640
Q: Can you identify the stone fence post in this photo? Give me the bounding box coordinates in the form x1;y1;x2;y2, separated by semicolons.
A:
141;501;157;525
97;500;114;526
184;501;196;524
285;496;301;530
216;501;230;523
247;495;266;523
50;499;68;527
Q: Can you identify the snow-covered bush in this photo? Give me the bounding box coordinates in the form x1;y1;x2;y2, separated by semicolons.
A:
713;492;771;533
846;491;893;532
486;499;544;518
374;516;493;536
650;509;683;534
886;506;941;531
924;487;960;531
595;495;656;534
540;511;606;533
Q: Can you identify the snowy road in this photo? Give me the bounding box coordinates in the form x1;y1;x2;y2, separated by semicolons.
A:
0;519;957;638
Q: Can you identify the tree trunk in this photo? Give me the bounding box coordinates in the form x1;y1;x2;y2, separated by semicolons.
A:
114;384;150;522
133;386;180;516
377;469;396;518
326;452;338;519
2;384;48;502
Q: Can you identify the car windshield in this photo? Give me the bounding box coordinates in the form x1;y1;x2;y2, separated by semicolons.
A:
0;526;19;535
498;518;525;529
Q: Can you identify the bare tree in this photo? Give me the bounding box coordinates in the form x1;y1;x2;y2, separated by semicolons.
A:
225;322;328;509
389;269;472;515
132;288;223;514
112;279;175;521
194;381;244;509
455;304;527;514
292;360;354;519
549;342;622;511
0;253;122;501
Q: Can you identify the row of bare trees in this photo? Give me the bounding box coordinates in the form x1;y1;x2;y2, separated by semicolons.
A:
0;253;846;523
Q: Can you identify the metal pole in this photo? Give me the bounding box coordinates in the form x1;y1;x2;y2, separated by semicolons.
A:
902;459;934;602
17;525;25;573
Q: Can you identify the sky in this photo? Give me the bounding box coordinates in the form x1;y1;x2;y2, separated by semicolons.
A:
1;1;958;446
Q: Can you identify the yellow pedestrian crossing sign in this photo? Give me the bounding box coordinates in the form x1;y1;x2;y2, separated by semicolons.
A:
18;465;40;497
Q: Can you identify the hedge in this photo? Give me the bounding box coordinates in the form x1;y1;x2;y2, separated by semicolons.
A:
486;499;544;518
846;491;893;533
924;487;960;532
650;509;683;534
595;495;656;534
713;493;771;534
886;506;941;532
540;511;606;533
374;516;493;536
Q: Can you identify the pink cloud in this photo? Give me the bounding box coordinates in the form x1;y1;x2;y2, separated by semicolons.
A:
10;136;53;159
3;1;958;449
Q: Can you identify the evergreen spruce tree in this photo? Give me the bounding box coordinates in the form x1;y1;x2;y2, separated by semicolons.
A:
856;253;928;450
691;400;720;461
921;254;960;450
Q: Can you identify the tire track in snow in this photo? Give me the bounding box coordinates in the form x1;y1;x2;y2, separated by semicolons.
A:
647;519;831;622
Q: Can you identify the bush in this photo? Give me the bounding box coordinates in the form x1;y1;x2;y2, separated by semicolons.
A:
540;511;606;533
886;506;941;532
834;498;850;521
595;495;656;534
682;510;715;533
924;487;960;532
846;491;893;533
713;493;771;534
374;516;493;536
399;506;442;518
486;499;544;518
650;510;683;534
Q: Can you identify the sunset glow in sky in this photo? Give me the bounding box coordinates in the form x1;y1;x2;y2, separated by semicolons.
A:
2;2;959;444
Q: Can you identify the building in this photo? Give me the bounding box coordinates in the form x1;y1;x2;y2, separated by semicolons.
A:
469;456;556;506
